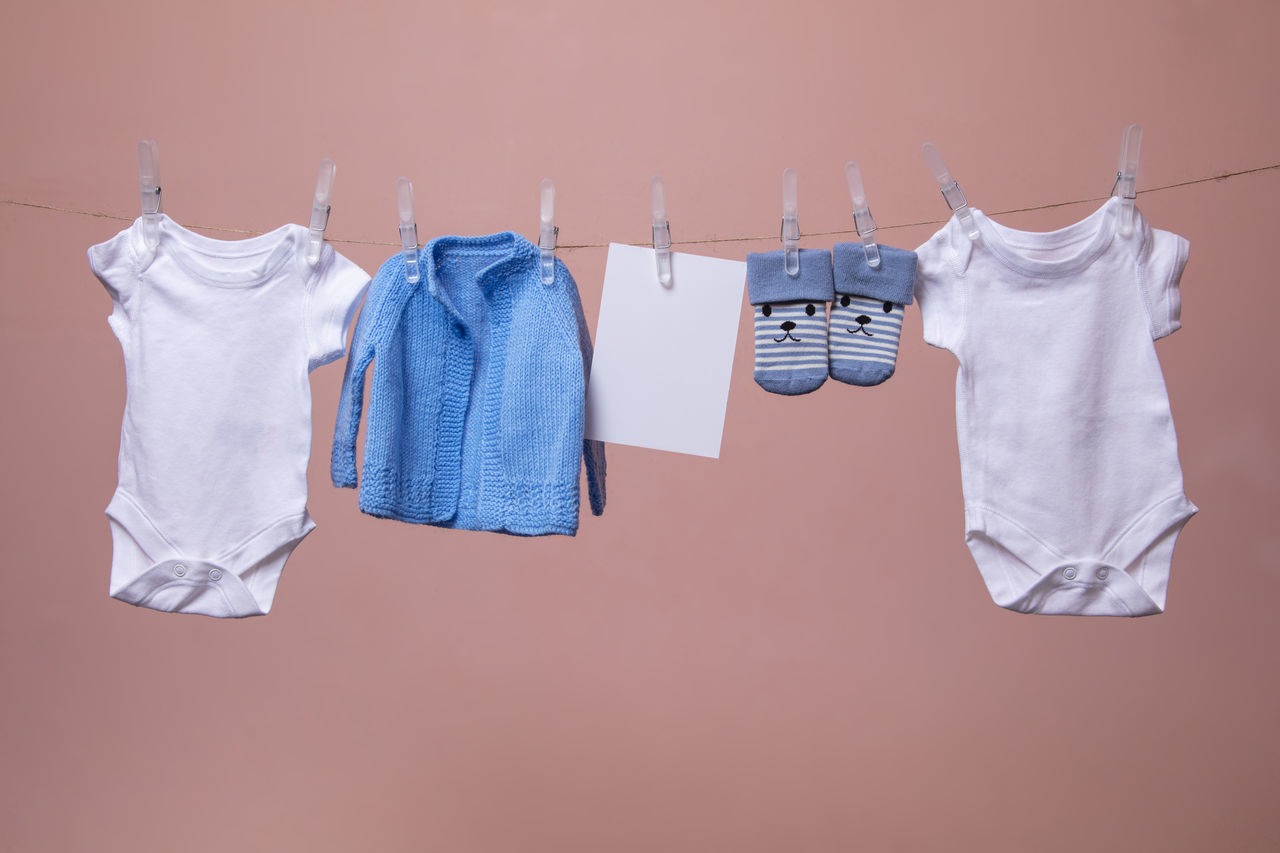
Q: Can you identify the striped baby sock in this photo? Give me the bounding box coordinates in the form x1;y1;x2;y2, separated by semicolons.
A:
747;249;835;395
829;243;917;386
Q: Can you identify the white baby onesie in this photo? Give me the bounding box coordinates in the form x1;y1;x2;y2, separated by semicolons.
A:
915;198;1195;616
89;215;370;617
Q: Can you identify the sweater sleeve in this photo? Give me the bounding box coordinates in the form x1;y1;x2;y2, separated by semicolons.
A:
330;261;388;488
566;264;607;516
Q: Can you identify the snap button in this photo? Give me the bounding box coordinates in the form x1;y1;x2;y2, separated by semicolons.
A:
208;568;222;582
173;564;186;577
1096;567;1110;580
1062;567;1077;580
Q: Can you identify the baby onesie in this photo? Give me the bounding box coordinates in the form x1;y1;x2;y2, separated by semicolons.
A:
88;214;370;617
915;198;1195;616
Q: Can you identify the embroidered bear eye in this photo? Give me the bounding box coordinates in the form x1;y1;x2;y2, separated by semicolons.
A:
762;304;772;317
805;304;816;316
841;295;851;307
882;301;893;313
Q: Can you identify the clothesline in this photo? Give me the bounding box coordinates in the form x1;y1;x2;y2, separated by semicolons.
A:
4;162;1276;252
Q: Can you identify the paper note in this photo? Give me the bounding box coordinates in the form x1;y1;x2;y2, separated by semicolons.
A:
585;243;746;458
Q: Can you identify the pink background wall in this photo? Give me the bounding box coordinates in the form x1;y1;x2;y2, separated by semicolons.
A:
3;1;1278;850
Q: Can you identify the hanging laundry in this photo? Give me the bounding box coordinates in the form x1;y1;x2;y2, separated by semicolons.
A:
331;232;606;536
89;214;369;616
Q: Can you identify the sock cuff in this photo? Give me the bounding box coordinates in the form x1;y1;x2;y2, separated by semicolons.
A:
833;243;918;305
747;249;834;305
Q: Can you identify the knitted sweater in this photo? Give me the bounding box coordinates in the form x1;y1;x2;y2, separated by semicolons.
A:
331;232;606;535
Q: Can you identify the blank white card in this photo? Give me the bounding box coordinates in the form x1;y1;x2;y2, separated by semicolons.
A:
585;243;746;458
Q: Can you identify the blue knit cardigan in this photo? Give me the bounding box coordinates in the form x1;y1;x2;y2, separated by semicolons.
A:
331;232;606;535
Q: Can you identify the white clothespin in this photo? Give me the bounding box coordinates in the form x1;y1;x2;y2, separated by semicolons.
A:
650;175;673;287
1112;123;1143;238
137;140;161;252
539;178;558;284
397;177;421;284
306;158;336;267
781;167;800;276
843;161;881;269
922;143;979;241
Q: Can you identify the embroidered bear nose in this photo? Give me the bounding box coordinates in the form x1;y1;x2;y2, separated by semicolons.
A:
780;321;796;331
855;314;871;325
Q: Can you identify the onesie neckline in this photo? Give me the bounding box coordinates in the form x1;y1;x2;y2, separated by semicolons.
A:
152;214;301;288
973;197;1119;278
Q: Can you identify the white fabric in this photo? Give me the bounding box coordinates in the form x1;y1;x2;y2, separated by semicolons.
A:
915;198;1195;616
88;215;370;617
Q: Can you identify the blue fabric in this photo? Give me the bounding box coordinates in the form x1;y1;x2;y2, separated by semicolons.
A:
746;249;835;304
829;243;916;386
832;243;917;305
752;300;829;395
331;232;605;536
829;294;907;386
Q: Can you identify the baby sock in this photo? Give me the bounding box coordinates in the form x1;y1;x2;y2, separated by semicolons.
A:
829;243;918;386
747;249;834;395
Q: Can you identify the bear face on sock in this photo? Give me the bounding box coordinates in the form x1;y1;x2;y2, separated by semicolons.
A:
830;244;917;387
832;295;900;336
828;294;906;384
759;300;822;342
746;249;834;396
753;300;828;388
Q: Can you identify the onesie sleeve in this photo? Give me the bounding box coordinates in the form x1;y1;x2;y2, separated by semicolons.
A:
86;226;140;340
913;223;968;353
1139;226;1190;340
306;243;372;370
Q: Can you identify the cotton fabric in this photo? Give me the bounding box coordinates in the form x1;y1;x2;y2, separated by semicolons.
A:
88;215;370;616
915;199;1195;616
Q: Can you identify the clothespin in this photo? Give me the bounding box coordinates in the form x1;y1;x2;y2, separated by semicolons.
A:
539;178;557;285
137;140;161;252
306;158;336;267
1112;123;1143;238
780;167;800;276
843;161;881;269
650;175;673;287
397;177;420;284
922;143;979;241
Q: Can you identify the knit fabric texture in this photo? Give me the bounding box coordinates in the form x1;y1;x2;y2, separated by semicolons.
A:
832;242;918;305
331;232;606;536
746;249;836;305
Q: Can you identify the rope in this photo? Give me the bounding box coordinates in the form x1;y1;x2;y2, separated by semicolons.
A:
4;162;1276;252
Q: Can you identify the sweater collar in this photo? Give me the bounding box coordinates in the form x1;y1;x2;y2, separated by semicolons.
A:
423;232;541;320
